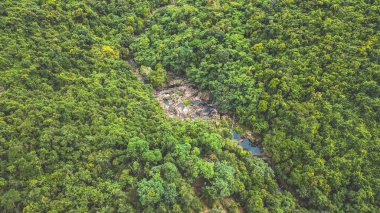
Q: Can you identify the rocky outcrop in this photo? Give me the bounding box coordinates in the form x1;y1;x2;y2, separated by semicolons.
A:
154;75;220;120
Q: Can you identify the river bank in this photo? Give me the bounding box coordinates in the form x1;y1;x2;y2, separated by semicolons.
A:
128;59;269;158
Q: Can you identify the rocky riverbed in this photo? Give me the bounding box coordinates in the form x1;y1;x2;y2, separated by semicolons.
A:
154;74;264;156
129;60;266;158
128;59;220;121
154;76;221;120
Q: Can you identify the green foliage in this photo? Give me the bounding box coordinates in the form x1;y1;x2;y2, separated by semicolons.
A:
201;133;225;154
0;1;297;212
1;189;21;211
2;0;378;212
133;0;380;211
140;64;167;88
137;175;165;206
204;161;235;201
183;98;191;106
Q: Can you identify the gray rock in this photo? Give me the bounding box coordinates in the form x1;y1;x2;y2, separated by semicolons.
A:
199;91;211;101
176;103;185;110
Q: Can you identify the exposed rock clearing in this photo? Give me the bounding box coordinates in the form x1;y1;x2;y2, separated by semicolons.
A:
154;76;220;120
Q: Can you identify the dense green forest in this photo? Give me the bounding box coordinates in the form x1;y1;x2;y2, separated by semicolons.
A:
133;0;380;211
0;1;297;212
0;0;379;212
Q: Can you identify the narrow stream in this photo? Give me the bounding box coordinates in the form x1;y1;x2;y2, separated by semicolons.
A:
232;131;262;155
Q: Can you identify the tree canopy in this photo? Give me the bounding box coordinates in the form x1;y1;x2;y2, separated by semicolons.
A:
133;0;380;211
0;0;299;212
1;0;379;212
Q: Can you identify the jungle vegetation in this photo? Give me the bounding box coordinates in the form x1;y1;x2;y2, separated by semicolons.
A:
1;0;379;212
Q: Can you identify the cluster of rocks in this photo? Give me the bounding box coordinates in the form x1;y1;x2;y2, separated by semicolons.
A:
154;78;220;120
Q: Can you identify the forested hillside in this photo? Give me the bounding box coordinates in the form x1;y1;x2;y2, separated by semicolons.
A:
0;1;297;212
0;0;379;212
132;0;380;211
